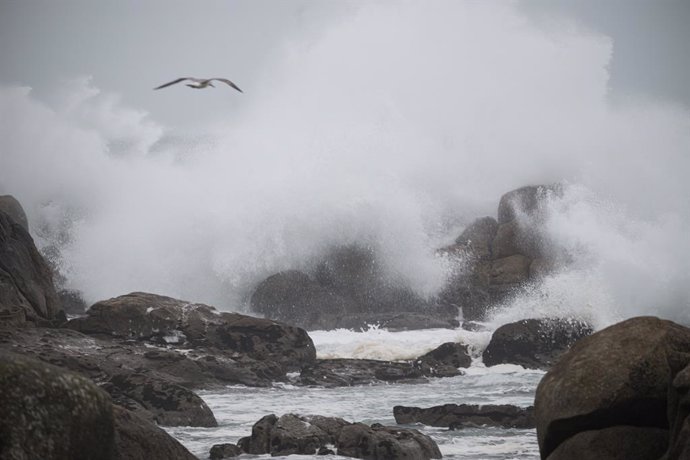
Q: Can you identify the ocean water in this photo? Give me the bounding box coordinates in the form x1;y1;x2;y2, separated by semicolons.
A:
167;327;544;459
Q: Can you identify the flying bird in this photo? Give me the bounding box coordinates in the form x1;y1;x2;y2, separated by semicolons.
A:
153;77;243;93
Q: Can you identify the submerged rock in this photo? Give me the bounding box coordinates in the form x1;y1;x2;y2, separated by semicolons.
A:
394;403;535;429
535;316;690;459
483;318;592;370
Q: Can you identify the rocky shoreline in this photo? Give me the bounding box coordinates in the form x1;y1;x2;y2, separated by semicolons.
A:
2;188;689;459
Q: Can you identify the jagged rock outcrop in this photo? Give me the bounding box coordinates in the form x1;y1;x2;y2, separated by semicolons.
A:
394;403;535;429
535;316;690;459
0;209;61;323
440;185;565;321
482;318;593;369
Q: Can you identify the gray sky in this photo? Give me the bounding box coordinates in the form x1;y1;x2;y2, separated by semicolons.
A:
1;0;689;128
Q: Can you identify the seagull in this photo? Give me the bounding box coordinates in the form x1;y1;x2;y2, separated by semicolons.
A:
153;77;243;93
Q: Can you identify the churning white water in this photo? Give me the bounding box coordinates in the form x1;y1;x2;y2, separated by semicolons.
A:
166;328;544;459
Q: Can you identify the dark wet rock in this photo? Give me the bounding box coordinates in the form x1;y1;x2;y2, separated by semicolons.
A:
106;372;217;427
251;245;442;331
497;184;562;225
0;195;29;231
58;288;88;315
535;316;690;459
414;342;471;377
461;321;490;332
483;318;592;370
492;220;544;260
298;358;428;387
209;443;242;459
250;270;355;330
239;414;441;459
394;403;535;429
488;254;531;286
438;185;569;322
667;356;690;459
0;325;285;390
454;216;498;260
0;209;61;323
113;405;197;460
338;308;459;332
314;245;426;314
0;352;116;460
239;413;349;456
336;423;442;460
545;425;668;460
67;291;316;373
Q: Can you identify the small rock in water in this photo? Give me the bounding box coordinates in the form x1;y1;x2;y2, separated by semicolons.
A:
394;403;535;429
209;443;242;459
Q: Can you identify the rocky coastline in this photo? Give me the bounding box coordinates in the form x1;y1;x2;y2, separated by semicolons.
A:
2;188;689;459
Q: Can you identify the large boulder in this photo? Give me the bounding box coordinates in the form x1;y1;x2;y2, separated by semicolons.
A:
438;185;566;322
454;216;498;260
535;316;690;459
394;403;535;429
106;372;217;427
497;184;562;225
0;210;61;323
336;423;442;460
0;353;116;460
483;318;592;370
545;425;668;460
0;195;29;232
67;292;316;373
112;406;198;460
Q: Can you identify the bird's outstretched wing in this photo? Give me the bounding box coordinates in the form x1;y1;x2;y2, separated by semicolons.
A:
211;78;243;93
153;77;199;90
